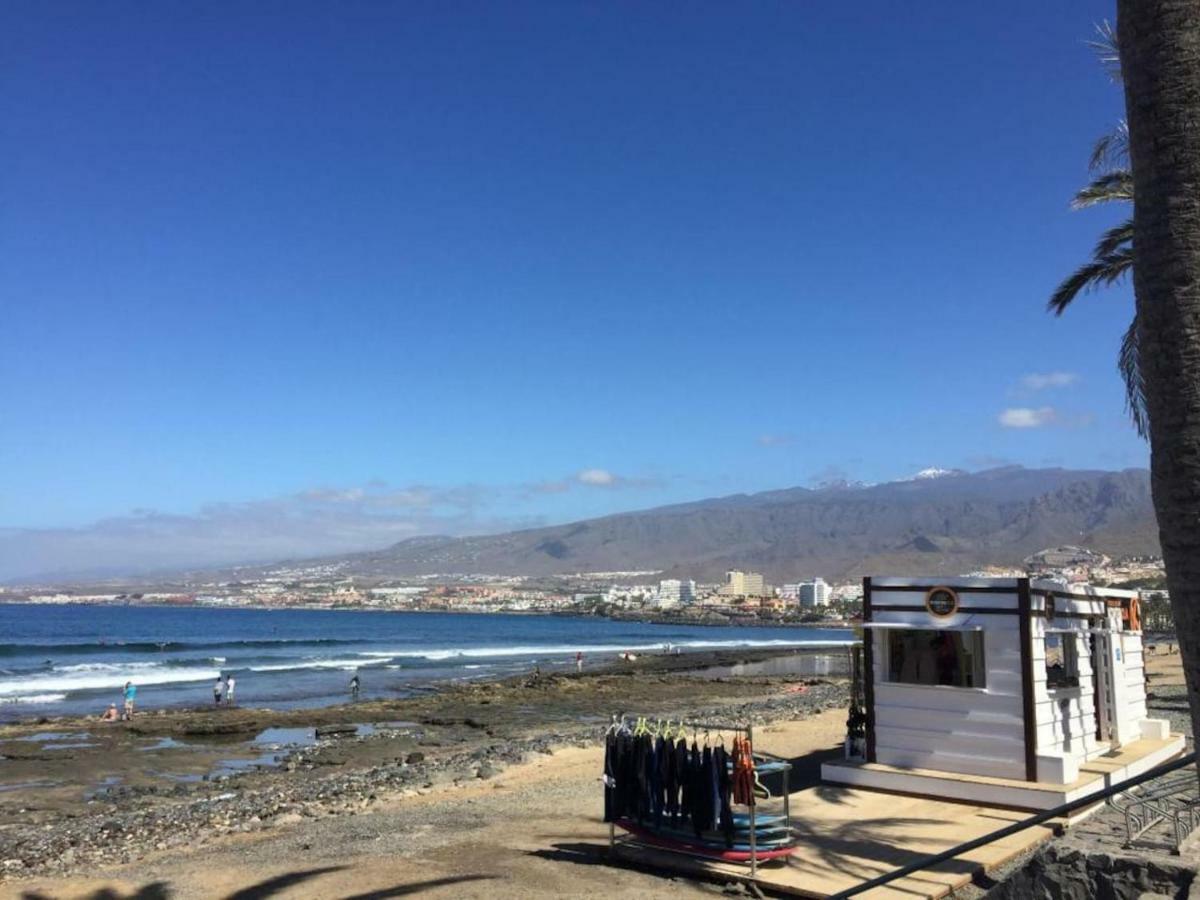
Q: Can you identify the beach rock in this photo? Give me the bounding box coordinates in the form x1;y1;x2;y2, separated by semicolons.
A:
404;752;424;765
315;724;356;738
475;763;496;780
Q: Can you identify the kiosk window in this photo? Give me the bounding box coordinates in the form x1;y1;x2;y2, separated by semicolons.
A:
886;630;985;688
1044;634;1080;689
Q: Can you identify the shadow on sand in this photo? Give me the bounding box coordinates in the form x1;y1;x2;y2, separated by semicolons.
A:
20;872;496;900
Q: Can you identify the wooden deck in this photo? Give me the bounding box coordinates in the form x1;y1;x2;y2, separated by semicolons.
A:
610;735;1185;898
822;734;1186;812
612;785;1055;899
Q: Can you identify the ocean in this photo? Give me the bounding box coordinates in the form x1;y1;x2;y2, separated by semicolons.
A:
0;604;854;720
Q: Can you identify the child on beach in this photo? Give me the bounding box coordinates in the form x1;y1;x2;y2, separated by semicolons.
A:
224;674;236;706
100;703;119;722
122;682;136;719
349;674;360;700
213;677;223;706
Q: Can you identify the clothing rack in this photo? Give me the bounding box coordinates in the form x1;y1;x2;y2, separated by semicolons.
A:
604;715;793;878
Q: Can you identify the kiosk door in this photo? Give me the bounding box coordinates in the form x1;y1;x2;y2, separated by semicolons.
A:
1095;607;1137;747
1093;631;1114;743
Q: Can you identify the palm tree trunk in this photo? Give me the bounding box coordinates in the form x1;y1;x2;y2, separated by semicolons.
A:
1117;1;1200;757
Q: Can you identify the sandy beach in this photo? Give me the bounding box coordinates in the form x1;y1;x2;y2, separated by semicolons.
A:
4;711;848;900
4;646;1188;899
0;647;849;898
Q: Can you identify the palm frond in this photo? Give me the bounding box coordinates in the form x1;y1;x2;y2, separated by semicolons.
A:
1087;20;1122;82
1119;316;1149;438
1088;121;1129;172
1048;250;1133;315
1072;170;1134;208
1094;218;1134;258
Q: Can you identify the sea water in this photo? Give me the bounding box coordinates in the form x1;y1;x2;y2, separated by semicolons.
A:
0;604;853;719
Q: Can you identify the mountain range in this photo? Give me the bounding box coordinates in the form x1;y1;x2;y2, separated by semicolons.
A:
290;466;1159;583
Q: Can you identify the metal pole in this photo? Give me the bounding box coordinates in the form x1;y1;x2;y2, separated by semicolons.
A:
829;751;1196;899
748;723;757;878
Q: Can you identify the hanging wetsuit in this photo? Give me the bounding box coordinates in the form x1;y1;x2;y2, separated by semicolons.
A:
671;737;689;824
603;732;617;822
715;744;734;847
687;742;707;836
636;734;653;823
691;745;715;835
654;735;671;830
618;733;638;820
733;735;757;807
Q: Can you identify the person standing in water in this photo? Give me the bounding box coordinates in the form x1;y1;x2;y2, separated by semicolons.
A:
224;674;236;706
575;651;584;672
213;677;224;706
122;681;136;719
349;673;360;700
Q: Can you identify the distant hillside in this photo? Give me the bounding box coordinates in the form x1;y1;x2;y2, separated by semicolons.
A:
312;466;1158;582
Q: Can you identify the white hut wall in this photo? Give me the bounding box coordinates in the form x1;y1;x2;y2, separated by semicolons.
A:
869;584;1025;780
1029;604;1103;765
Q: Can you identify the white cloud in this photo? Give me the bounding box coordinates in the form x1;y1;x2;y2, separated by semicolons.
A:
0;472;665;581
0;483;522;582
998;407;1058;428
525;468;662;496
577;468;616;486
1020;372;1080;391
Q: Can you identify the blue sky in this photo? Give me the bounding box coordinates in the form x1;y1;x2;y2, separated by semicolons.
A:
0;2;1144;578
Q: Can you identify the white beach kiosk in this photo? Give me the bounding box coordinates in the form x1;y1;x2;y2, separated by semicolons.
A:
822;576;1185;813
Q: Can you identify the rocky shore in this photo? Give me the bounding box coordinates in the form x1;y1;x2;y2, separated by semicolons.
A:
0;648;849;883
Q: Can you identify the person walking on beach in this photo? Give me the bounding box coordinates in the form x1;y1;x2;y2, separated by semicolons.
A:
349;673;360;700
122;681;136;719
224;674;236;706
213;677;224;706
575;651;584;672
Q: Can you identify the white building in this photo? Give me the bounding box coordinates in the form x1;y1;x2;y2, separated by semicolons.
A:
822;576;1182;812
799;578;831;609
657;579;696;607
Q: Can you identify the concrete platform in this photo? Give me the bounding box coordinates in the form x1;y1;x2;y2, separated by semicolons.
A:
821;734;1186;812
612;784;1058;899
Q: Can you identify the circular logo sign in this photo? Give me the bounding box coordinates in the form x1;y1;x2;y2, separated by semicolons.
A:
925;586;960;618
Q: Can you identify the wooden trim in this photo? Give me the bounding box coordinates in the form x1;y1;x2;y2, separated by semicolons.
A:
1018;577;1038;782
867;604;1102;622
869;584;1017;594
1032;588;1123;606
863;576;876;764
815;777;1060;816
1036;611;1105;621
869;604;1020;615
1091;634;1104;742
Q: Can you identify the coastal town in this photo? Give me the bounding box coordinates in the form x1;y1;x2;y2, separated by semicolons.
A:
4;544;1172;627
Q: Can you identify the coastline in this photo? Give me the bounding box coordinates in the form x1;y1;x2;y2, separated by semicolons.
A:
0;645;850;887
0;598;858;630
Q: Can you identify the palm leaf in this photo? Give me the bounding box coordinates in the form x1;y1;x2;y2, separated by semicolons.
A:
1094;218;1134;258
1088;121;1129;172
1048;250;1134;315
1119;316;1148;438
1072;171;1134;208
1086;20;1122;82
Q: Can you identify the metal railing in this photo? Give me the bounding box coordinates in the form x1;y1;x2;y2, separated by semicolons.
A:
1115;770;1200;852
829;751;1197;899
